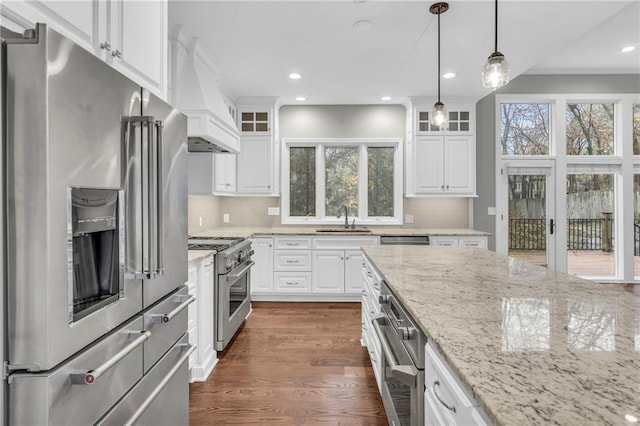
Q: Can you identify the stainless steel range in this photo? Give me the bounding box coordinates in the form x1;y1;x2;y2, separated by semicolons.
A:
373;281;427;426
188;237;254;350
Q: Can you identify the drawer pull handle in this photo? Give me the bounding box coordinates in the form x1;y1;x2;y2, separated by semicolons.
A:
123;344;195;426
286;242;299;246
285;260;300;264
147;294;195;324
285;281;298;285
433;380;456;413
70;331;150;385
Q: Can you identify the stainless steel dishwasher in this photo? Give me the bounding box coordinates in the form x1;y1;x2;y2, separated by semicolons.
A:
380;236;430;245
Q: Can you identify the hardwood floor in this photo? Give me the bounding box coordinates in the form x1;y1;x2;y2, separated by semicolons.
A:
189;302;388;425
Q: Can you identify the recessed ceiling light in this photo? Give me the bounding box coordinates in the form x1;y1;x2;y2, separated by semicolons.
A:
443;72;456;79
289;73;302;80
621;46;636;53
381;96;392;101
625;414;638;423
296;96;306;102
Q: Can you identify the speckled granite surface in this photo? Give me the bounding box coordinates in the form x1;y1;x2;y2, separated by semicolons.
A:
362;245;640;426
191;227;490;239
188;250;215;263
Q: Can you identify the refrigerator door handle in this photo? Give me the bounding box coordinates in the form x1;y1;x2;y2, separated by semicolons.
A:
125;116;163;280
154;120;164;276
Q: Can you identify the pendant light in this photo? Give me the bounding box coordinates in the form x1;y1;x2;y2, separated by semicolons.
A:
430;2;449;128
482;0;510;88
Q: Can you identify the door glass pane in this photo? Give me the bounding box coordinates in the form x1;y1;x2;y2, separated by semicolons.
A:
566;103;614;155
635;174;640;278
634;105;640;155
325;147;358;217
368;147;394;217
566;174;615;276
500;103;550;155
508;175;547;266
289;147;316;216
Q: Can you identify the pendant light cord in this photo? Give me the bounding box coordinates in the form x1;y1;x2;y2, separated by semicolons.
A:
494;0;498;53
437;9;441;102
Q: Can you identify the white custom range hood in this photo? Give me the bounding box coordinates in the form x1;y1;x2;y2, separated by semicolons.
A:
175;37;240;154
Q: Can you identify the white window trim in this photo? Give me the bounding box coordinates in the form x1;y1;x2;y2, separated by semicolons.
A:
281;138;403;225
495;93;640;283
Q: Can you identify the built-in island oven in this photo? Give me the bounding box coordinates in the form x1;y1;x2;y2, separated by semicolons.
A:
372;280;427;426
188;237;254;351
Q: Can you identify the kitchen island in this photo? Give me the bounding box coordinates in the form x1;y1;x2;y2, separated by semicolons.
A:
362;245;640;425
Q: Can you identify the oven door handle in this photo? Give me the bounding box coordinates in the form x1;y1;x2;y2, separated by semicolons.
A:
225;261;255;283
372;314;418;387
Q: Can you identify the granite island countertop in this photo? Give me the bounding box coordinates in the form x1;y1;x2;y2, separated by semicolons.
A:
191;227;489;239
361;245;640;426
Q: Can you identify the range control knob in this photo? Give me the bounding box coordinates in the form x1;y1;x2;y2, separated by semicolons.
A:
379;294;391;305
225;259;235;271
398;326;415;340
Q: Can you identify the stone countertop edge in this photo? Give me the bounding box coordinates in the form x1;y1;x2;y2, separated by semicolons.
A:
188;250;216;263
191;227;491;239
360;245;640;426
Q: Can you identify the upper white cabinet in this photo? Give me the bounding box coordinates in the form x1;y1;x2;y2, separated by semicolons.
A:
237;136;274;194
407;101;476;197
2;0;167;99
214;153;237;194
414;135;474;195
238;106;272;135
107;0;167;98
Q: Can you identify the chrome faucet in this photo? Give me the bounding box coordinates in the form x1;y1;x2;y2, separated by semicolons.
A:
337;204;348;228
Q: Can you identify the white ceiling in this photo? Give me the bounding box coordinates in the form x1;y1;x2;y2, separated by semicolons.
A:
168;0;640;105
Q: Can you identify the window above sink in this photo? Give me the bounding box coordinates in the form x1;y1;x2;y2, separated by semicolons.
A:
281;138;404;226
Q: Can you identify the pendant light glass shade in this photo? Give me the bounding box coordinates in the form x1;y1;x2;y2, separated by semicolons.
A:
431;101;447;127
482;51;510;88
482;0;510;89
430;2;449;127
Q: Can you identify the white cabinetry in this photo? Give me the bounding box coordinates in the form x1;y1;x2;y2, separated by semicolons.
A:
3;0;168;98
361;256;382;391
273;237;312;294
312;251;345;293
187;152;237;195
189;254;217;382
430;235;488;249
414;135;474;195
234;99;279;195
425;341;491;426
250;235;379;301
312;236;379;296
237;136;275;194
407;103;476;197
250;237;273;294
214;153;237;194
186;261;198;382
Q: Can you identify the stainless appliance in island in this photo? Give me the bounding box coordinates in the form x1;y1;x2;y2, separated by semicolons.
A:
2;24;192;425
188;237;254;351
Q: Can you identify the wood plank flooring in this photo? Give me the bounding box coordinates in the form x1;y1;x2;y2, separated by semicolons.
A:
189;302;388;425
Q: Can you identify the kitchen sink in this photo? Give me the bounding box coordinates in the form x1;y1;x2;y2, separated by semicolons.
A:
316;227;372;233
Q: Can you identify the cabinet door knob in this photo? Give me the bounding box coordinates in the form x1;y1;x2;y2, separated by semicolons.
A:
446;185;450;189
100;41;111;51
441;185;444;189
111;49;122;58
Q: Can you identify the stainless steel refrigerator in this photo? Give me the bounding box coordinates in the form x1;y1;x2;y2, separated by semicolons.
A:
2;24;192;425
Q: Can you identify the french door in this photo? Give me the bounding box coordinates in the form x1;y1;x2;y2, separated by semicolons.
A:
497;162;556;269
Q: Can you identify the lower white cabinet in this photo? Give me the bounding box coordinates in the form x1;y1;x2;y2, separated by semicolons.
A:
188;254;217;382
361;255;382;392
251;237;274;293
424;341;491;426
312;251;345;293
430;235;488;249
250;235;380;300
274;272;312;292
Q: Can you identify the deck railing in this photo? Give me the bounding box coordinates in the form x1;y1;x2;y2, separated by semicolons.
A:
509;218;618;251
